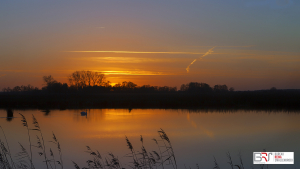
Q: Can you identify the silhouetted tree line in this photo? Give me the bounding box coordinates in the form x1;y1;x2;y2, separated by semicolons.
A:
1;70;300;110
0;70;282;94
1;71;179;93
40;71;179;93
2;84;39;92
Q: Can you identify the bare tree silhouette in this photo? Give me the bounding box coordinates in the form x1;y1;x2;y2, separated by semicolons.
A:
68;71;106;89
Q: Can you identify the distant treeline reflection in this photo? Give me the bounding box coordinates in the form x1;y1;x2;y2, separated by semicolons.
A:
1;71;300;109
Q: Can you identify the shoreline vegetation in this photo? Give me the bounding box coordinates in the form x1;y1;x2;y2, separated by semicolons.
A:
0;114;252;169
1;71;300;110
1;91;300;110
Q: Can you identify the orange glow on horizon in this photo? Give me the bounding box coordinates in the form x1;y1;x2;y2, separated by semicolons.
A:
101;70;168;76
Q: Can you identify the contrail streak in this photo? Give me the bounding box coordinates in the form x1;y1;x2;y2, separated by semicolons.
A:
186;47;215;73
65;51;205;54
193;45;253;48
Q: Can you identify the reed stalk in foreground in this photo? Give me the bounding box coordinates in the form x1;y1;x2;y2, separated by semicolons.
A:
49;148;56;169
0;138;13;169
16;142;34;168
125;136;140;169
213;156;220;169
152;138;164;169
50;132;64;169
32;115;50;169
85;146;106;169
226;151;234;169
158;128;177;169
0;126;16;169
73;146;122;169
19;113;34;169
237;152;244;169
221;151;249;169
1;115;266;169
140;135;154;169
123;129;178;169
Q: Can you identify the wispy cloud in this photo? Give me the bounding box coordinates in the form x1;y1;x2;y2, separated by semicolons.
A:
89;57;184;63
65;50;206;55
101;70;169;76
65;50;245;56
0;69;25;72
192;45;254;48
246;0;294;9
0;69;76;73
0;74;6;78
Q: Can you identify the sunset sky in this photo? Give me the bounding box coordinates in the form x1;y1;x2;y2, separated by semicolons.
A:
1;0;299;90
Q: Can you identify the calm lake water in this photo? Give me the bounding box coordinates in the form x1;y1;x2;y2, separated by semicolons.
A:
0;109;299;169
